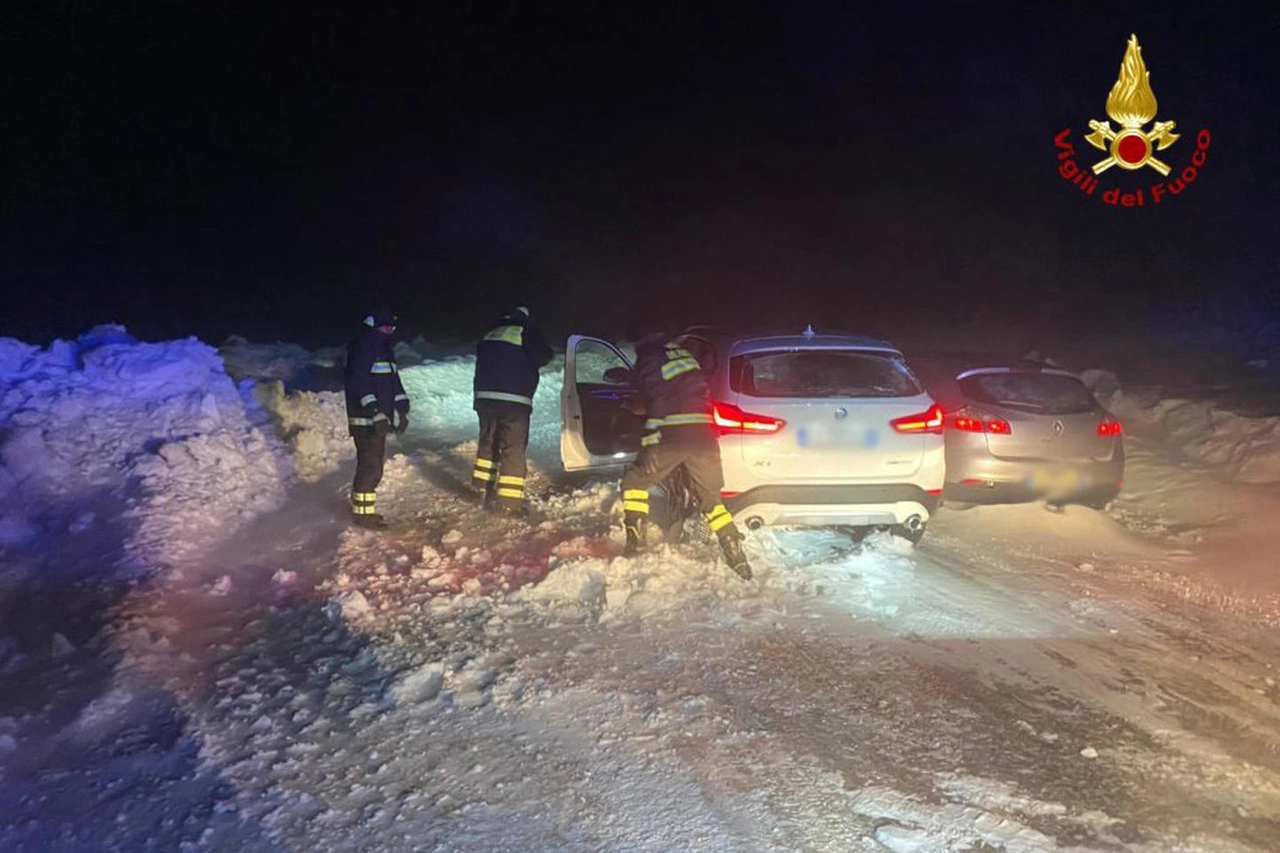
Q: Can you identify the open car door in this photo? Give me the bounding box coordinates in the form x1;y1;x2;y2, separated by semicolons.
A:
560;335;644;471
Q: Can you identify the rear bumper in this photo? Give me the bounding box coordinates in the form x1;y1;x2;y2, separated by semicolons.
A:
724;484;941;528
943;453;1124;505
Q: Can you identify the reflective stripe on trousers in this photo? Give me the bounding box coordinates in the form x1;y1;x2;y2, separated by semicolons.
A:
351;490;377;515
622;488;649;515
496;474;525;500
473;457;495;484
704;504;733;533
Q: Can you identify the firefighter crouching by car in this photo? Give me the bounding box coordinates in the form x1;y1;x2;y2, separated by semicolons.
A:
472;305;553;515
344;308;411;530
620;333;753;580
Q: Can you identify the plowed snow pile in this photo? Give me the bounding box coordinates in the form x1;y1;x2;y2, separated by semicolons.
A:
1084;368;1280;484
0;325;292;568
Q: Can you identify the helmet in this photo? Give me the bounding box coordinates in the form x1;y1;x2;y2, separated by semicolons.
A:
364;307;398;328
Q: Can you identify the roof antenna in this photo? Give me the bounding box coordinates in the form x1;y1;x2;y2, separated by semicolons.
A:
802;324;816;338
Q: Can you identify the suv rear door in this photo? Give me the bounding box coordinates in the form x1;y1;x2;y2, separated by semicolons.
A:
727;348;937;480
560;335;643;471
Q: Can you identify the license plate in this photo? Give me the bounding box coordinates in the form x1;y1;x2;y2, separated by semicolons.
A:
1027;467;1088;495
795;424;880;449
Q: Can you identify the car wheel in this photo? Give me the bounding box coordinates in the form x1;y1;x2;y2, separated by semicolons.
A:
890;523;927;545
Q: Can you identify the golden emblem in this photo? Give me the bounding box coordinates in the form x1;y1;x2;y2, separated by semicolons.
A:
1085;35;1179;175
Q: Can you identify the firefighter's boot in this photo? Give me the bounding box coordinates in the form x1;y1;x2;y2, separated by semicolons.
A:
717;526;753;581
624;514;648;556
351;491;387;530
352;512;388;531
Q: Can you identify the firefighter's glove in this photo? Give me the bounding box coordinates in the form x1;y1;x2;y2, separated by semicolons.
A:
395;413;409;435
373;418;392;437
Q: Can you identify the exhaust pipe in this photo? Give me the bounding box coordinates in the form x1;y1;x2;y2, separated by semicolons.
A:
745;516;765;531
903;514;923;532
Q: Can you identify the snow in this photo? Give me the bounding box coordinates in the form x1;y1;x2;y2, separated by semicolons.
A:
3;326;1280;851
0;325;292;568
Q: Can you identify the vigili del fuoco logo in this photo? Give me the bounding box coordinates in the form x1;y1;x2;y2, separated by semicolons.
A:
1054;35;1210;208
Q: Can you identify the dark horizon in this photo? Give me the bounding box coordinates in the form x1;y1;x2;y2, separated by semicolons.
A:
4;1;1278;349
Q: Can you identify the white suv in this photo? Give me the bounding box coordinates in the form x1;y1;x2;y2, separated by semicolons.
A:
560;327;946;542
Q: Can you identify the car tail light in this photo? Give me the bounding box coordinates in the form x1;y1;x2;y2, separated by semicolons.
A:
948;412;1012;435
712;402;786;435
890;403;944;435
1098;421;1123;437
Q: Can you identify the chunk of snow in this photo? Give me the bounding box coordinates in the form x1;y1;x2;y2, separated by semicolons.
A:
391;664;445;704
51;633;75;657
328;590;373;622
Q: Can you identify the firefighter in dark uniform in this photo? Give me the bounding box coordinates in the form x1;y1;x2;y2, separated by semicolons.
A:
344;308;410;529
472;305;553;515
620;332;753;580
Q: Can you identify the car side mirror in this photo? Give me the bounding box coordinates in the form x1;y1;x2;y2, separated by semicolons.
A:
602;366;633;385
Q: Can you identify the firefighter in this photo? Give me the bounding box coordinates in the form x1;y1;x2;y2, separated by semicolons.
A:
344;307;411;530
620;331;753;580
472;305;553;515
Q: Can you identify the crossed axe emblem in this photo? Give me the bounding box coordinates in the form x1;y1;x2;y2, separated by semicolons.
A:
1085;119;1180;175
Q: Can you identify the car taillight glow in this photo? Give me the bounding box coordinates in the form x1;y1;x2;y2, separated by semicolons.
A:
1098;421;1123;437
949;413;1011;434
889;403;944;435
711;402;785;435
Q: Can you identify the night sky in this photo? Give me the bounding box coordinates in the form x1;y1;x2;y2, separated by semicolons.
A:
4;1;1278;348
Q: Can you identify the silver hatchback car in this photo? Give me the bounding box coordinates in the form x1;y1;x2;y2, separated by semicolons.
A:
560;327;946;542
921;362;1124;507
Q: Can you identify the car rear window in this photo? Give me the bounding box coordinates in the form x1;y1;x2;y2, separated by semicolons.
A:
958;372;1096;414
730;350;921;398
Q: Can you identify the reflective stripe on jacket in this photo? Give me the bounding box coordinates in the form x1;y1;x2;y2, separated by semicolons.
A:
634;334;714;442
474;312;554;410
345;327;410;433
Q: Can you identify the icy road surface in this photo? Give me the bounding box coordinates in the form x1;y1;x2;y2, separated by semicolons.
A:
2;340;1279;851
8;455;1271;853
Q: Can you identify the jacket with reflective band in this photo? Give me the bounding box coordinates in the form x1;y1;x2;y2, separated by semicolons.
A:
473;312;553;408
633;334;713;434
344;327;410;433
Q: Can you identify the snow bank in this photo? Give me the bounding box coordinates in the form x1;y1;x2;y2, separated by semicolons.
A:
222;335;569;475
251;382;353;480
1084;370;1280;483
219;335;340;384
0;325;292;566
397;352;567;471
